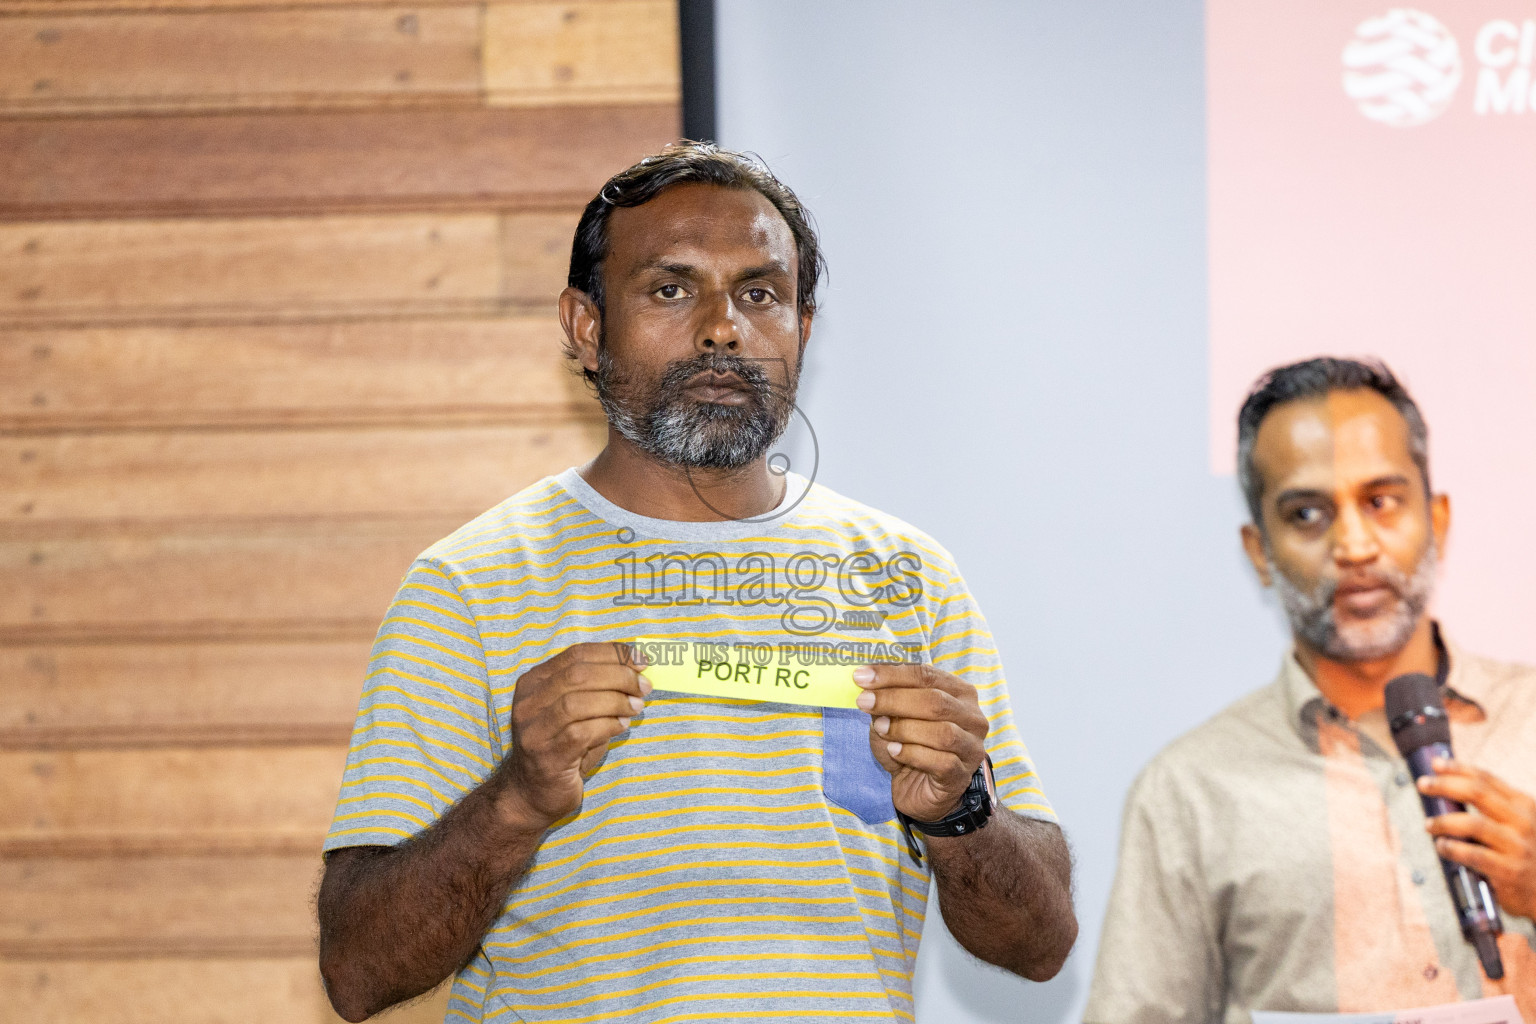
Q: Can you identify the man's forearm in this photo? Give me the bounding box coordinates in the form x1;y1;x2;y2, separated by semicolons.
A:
318;771;545;1022
927;811;1077;980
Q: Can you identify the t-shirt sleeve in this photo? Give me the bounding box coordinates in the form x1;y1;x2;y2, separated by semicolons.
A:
1084;758;1224;1024
927;565;1055;823
324;556;494;852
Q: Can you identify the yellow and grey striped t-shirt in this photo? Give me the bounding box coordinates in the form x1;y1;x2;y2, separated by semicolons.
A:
325;468;1054;1024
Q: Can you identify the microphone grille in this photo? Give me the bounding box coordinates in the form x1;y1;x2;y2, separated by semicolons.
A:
1384;672;1450;754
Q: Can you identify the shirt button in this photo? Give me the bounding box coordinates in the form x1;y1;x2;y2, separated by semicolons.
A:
1396;772;1411;787
1412;869;1426;885
1424;965;1439;980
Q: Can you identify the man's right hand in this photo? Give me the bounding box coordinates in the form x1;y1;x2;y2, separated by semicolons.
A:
493;641;651;831
320;640;649;1021
1421;757;1536;919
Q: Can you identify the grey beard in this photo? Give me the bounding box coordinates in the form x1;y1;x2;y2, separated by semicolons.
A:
595;347;795;470
1269;543;1437;662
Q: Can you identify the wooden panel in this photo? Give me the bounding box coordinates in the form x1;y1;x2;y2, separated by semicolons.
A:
3;959;452;1024
1;745;346;854
0;318;593;432
0;0;674;1019
3;421;602;523
0;213;517;326
0;105;678;220
1;518;457;637
0;0;468;11
0;641;371;748
503;208;583;303
1;854;323;956
484;0;679;106
0;7;481;115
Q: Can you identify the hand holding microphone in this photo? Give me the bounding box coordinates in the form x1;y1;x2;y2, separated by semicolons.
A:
1385;673;1519;981
1417;758;1536;922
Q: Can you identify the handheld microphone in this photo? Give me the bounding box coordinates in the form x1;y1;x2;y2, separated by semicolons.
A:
1385;672;1505;980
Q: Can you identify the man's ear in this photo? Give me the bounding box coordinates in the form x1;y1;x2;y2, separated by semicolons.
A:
798;310;814;357
1240;522;1272;587
559;287;602;373
1430;492;1451;554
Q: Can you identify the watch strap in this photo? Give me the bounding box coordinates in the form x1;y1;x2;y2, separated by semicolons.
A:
894;756;995;866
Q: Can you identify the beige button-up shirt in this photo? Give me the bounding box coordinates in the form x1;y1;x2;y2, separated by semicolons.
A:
1085;633;1536;1024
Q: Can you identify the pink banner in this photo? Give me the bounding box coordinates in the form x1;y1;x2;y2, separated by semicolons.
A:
1208;3;1536;662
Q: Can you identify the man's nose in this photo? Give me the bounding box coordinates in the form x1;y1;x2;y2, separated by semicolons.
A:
695;292;741;354
1331;502;1381;566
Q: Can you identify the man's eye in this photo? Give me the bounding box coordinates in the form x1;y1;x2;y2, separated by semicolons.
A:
745;288;771;304
657;284;685;299
1369;494;1400;512
1292;507;1326;526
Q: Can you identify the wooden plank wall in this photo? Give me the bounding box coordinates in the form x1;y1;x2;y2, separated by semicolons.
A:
0;2;678;1020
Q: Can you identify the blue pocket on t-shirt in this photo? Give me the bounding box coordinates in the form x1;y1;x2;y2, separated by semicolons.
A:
820;707;895;825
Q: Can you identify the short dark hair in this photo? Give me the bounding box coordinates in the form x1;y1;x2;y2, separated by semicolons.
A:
1237;357;1431;526
567;140;825;321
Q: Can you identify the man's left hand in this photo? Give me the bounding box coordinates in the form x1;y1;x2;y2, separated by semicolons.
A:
854;663;989;822
1419;758;1536;919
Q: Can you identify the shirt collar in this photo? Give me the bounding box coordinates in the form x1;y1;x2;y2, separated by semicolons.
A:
1280;649;1330;737
1281;621;1484;738
1440;628;1491;717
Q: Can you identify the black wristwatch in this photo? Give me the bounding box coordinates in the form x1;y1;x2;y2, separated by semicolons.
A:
895;756;996;866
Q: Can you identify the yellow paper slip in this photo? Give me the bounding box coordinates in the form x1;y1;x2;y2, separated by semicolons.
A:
632;637;883;709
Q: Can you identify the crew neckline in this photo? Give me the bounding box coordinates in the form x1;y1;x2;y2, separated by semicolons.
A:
556;466;810;542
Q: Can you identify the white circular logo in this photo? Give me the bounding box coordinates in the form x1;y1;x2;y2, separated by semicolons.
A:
1342;9;1462;126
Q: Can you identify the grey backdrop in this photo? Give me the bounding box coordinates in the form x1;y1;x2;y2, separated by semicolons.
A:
715;3;1290;1021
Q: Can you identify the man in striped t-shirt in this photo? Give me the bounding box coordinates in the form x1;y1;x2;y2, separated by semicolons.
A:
317;143;1077;1024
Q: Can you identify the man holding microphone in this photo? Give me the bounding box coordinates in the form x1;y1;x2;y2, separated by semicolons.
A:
316;142;1076;1023
1087;358;1536;1022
